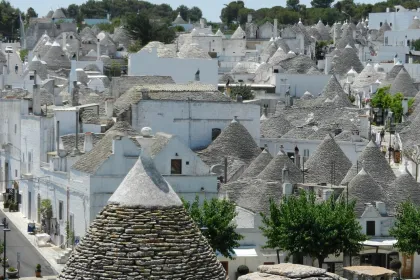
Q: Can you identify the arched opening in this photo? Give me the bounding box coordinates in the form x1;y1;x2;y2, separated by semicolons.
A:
212;128;221;141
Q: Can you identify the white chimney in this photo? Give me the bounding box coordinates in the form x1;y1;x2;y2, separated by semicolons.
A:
402;98;409;115
1;65;6;89
200;18;205;28
84;132;93;153
386;7;390;12
376;201;387;215
96;39;100;61
409;56;413;64
274;19;278;38
322;189;334;201
33;72;41;116
105;97;115;118
247;14;252;23
62;32;66;51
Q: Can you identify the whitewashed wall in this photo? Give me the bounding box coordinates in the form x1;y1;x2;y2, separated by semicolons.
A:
128;49;218;85
369;11;420;31
275;74;331;97
134;100;260;150
192;35;223;54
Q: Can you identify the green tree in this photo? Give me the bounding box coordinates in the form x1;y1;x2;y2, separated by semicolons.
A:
67;4;79;19
371;86;411;123
188;6;203;22
127;40;142;53
230;85;254;100
311;0;335;8
287;0;301;11
390;201;420;255
260;191;366;268
413;39;420;51
25;7;37;23
220;1;246;23
126;12;175;45
182;196;243;259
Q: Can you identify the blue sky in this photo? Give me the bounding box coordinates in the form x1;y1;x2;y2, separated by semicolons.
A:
13;0;380;22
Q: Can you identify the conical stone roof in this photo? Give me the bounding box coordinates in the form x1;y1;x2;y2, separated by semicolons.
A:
241;149;273;178
390;68;417;97
257;150;303;183
215;29;225;38
409;17;420;29
59;153;227;280
231;26;246;39
330;45;363;76
173;13;187;24
341;141;396;185
274;38;290;53
260;114;293;138
305;134;352;184
345;168;385;216
306;66;321;75
26;57;48;80
386;63;404;81
387;169;420;214
52;8;66;19
322;75;347;100
199;119;261;166
43;41;71;70
316;20;330;40
377;21;391;41
268;47;288;65
352;63;380;89
336;33;356;49
261;41;278;63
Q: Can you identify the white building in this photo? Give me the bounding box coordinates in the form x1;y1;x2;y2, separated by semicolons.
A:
113;83;260;150
369;6;420;31
128;46;218;85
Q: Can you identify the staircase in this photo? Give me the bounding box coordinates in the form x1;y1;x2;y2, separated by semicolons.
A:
55;248;73;264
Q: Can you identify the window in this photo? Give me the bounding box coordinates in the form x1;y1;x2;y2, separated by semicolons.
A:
59;200;64;220
29;75;34;80
14;124;17;134
186;161;190;165
212;128;222;141
366;221;375;236
264;262;275;265
15;169;17;177
380;22;383;27
171;159;182;175
274;69;279;73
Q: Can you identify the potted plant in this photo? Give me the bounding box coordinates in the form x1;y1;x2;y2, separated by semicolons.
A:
6;266;18;278
3;200;9;212
35;264;41;277
2;258;8;267
237;265;250;276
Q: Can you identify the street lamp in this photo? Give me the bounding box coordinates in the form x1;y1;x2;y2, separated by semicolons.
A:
388;111;393;164
0;218;11;279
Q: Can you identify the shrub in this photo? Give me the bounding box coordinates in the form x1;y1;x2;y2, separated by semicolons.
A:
230;85;254;100
237;265;249;275
3;200;9;209
19;49;28;62
8;267;16;272
36;264;41;272
390;259;402;270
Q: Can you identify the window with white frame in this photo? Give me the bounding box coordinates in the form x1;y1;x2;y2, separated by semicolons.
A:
59;200;64;220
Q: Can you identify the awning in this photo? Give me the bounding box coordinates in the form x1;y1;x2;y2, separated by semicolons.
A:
362;239;397;247
216;247;258;258
233;248;258;257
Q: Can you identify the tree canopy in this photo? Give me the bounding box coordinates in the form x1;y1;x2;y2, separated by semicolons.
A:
370;86;413;123
260;191;366;267
182;196;243;259
390;201;420;255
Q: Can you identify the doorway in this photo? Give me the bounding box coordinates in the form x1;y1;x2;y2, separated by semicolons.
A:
28;191;31;220
37;194;41;223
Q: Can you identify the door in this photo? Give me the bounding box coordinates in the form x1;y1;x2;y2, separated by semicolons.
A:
37;194;41;223
401;254;413;278
28;191;31;220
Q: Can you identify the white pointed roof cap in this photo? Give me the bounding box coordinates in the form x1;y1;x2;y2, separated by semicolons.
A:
108;152;182;207
347;67;357;75
52;41;60;47
32;56;39;62
270;37;274;41
345;44;353;49
298;18;302;24
375;79;381;84
45;41;52;46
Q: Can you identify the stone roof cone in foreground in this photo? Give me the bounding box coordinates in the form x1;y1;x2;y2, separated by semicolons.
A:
240;148;273;178
390;68;417;97
330;45;363;76
59;153;227;280
341;140;396;185
305;134;352;184
322;75;348;100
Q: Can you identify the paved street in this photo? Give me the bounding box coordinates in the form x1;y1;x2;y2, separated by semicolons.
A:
0;211;55;278
1;42;23;86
